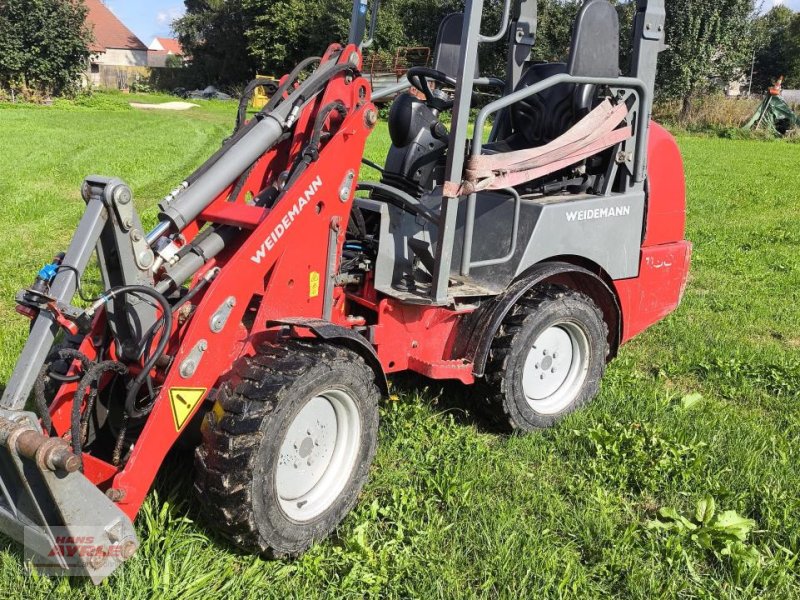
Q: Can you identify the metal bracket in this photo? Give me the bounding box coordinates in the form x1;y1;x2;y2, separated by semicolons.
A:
129;228;155;270
339;170;356;202
209;297;236;333
110;184;134;231
179;339;208;378
104;181;155;272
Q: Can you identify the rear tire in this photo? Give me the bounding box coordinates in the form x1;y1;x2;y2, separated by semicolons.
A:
479;284;609;431
194;341;380;557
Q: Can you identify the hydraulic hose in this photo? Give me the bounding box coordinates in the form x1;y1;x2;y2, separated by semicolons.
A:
182;56;324;190
235;78;278;133
34;348;91;435
183;57;320;189
138;271;213;358
263;56;323;113
157;57;359;247
89;285;173;419
71;360;128;468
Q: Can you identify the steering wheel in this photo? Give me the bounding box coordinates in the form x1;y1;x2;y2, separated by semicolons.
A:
407;67;457;110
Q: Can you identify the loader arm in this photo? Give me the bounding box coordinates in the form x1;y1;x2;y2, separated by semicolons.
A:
0;42;378;580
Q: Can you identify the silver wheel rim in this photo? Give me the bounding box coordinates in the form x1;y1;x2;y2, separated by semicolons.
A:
522;322;590;415
275;389;361;522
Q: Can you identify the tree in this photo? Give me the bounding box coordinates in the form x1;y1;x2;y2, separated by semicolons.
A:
657;0;755;116
0;0;92;96
785;15;800;87
243;0;346;74
165;54;185;69
752;6;800;91
243;0;464;75
173;0;261;87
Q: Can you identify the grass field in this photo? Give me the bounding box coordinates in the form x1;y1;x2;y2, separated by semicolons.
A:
0;92;798;598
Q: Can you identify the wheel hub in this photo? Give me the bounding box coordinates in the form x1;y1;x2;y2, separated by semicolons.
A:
521;322;590;415
275;389;361;522
298;436;314;459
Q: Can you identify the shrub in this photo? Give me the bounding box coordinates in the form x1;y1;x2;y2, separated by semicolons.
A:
654;94;762;130
0;0;93;98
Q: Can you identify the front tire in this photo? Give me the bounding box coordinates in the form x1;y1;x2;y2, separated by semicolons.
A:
194;341;380;556
480;285;609;431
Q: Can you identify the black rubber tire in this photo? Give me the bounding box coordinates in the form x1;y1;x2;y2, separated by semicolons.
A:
479;284;609;432
193;340;380;557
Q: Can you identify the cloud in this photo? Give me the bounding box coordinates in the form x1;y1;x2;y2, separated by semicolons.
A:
155;5;184;30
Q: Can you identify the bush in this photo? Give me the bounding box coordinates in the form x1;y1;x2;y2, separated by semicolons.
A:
654;94;762;130
0;0;93;98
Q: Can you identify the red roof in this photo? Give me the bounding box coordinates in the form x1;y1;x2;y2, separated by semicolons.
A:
84;0;147;52
154;37;183;55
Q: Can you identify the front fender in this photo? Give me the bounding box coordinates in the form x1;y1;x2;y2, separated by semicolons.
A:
267;318;388;394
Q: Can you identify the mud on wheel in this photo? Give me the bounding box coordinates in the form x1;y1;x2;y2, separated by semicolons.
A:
194;340;380;556
480;284;609;432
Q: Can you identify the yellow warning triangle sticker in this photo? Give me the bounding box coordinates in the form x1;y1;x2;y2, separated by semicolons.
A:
169;387;207;431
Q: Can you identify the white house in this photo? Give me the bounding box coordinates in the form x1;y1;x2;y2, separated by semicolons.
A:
85;0;148;86
148;37;185;68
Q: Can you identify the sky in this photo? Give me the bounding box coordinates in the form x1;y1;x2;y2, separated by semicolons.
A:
108;0;800;47
105;1;185;45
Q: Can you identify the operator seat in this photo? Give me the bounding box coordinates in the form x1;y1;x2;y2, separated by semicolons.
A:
489;0;620;152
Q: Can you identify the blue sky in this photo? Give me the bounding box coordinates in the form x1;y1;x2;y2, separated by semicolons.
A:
110;0;800;47
105;1;185;45
775;0;800;10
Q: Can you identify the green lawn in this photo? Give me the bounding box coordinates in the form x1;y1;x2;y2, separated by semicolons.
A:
0;93;798;598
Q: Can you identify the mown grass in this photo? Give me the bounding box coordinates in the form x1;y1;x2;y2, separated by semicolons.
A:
0;93;798;598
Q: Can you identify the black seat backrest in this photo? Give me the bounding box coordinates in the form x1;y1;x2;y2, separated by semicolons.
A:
504;0;619;148
568;0;619;78
433;13;478;79
510;63;575;147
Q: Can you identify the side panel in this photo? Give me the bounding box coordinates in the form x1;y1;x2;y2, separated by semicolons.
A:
615;121;690;342
370;299;473;382
614;241;692;343
513;191;646;280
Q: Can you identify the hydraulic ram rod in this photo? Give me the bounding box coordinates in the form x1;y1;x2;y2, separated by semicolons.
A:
158;114;285;231
156;57;353;235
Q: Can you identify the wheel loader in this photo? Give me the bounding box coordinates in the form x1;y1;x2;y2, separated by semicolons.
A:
0;0;690;581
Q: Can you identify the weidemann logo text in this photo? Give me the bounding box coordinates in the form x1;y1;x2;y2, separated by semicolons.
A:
566;205;631;222
251;176;323;264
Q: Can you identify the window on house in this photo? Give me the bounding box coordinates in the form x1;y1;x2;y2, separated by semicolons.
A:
90;63;100;74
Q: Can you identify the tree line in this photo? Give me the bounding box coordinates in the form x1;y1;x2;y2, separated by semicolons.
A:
175;0;794;113
2;0;800;108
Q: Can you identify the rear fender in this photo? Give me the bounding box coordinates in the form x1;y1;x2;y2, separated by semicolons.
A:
454;262;621;378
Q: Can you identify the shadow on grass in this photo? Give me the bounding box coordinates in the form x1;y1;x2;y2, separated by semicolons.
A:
388;372;503;434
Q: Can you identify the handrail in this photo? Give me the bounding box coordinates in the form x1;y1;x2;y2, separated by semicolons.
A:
459;73;648;276
479;0;513;43
370;80;412;102
362;0;381;49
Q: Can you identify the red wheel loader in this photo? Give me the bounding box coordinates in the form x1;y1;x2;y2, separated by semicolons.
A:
0;0;689;581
